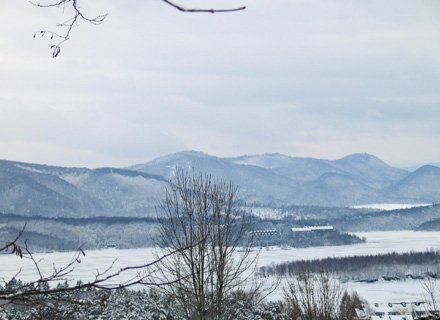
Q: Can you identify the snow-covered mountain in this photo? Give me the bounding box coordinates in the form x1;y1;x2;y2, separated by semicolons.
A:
131;151;419;206
131;151;297;204
386;165;440;202
230;153;408;188
0;160;166;217
332;153;408;188
0;151;438;218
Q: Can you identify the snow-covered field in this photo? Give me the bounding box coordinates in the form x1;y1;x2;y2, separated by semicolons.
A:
1;231;439;303
351;203;432;211
256;231;440;266
257;231;440;303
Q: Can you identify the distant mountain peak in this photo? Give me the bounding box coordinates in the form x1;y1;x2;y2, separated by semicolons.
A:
337;153;383;163
0;151;438;213
158;150;212;159
232;152;292;161
175;150;210;157
421;164;440;169
134;150;213;167
412;164;440;174
258;152;290;158
386;164;440;201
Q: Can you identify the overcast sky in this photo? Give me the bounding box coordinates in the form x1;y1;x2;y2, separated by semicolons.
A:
1;0;439;168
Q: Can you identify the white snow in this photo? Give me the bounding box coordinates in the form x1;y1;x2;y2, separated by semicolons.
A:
259;277;437;304
248;207;284;220
351;203;432;211
13;164;45;174
348;280;433;303
1;231;439;303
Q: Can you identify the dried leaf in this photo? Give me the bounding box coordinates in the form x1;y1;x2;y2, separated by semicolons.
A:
51;45;61;58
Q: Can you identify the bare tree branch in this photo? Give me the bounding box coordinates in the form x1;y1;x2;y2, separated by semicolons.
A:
0;224;192;306
156;169;259;319
0;223;26;258
160;0;246;13
31;0;245;57
31;0;107;57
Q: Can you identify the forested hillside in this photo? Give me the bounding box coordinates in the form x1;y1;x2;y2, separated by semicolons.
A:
1;152;438;219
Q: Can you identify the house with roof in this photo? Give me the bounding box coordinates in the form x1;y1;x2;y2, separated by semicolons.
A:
355;301;439;320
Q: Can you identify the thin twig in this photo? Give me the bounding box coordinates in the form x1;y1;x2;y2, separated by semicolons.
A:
30;0;245;57
160;0;246;13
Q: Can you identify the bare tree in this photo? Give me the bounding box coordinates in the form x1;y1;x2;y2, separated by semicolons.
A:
156;169;256;320
339;290;364;320
284;270;342;320
0;224;186;307
422;277;440;317
31;0;246;57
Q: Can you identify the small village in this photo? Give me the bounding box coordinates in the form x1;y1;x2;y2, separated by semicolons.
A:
356;302;440;320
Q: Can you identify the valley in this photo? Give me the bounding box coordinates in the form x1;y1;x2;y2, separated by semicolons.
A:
1;231;439;303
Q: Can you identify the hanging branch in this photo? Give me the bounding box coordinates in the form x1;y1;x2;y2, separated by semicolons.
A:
0;223;26;258
31;0;246;57
0;224;192;307
160;0;246;13
31;0;107;57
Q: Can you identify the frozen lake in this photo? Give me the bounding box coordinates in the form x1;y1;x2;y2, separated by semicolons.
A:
256;231;440;267
350;203;432;211
1;231;439;302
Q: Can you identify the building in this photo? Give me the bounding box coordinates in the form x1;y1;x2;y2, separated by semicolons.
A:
355;302;439;320
249;229;279;236
291;225;334;232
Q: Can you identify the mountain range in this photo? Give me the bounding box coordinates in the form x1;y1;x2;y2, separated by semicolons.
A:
0;151;439;217
0;160;165;217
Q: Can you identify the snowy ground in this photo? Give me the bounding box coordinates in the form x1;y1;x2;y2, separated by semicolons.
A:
256;231;440;266
350;203;432;211
256;231;440;303
265;277;435;303
1;231;439;303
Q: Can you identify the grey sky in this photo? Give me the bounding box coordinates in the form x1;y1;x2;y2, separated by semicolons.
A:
1;0;439;168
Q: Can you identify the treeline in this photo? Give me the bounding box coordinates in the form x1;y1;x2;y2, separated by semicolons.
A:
0;280;286;320
0;278;362;320
0;212;158;225
249;203;440;233
258;250;440;282
0;218;161;251
288;229;363;248
250;216;365;248
0;212;364;251
417;217;440;231
328;203;440;232
252;229;363;248
248;203;372;220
